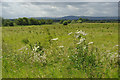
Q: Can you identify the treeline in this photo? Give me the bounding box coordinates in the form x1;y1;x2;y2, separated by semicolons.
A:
59;18;85;25
2;17;118;26
60;18;118;25
2;17;53;26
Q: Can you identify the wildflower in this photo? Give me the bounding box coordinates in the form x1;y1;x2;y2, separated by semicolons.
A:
83;46;86;49
115;45;119;47
58;46;64;48
77;38;85;44
68;32;72;35
75;34;80;38
18;46;26;51
75;30;87;36
51;38;58;41
88;42;94;45
34;46;37;51
37;46;39;48
114;53;118;55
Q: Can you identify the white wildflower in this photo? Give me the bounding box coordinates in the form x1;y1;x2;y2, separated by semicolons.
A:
34;46;37;51
58;46;64;48
83;46;86;49
42;54;46;59
68;32;73;35
18;46;26;51
76;34;80;38
37;46;39;48
88;42;94;45
114;53;118;55
80;37;85;42
77;37;85;44
51;38;58;41
75;30;87;36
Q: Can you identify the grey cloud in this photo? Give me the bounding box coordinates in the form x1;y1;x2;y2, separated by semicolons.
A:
2;2;118;19
2;0;120;2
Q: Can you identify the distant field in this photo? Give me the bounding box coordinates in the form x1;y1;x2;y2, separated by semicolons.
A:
2;23;118;78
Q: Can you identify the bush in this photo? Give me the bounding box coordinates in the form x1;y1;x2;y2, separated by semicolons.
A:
63;21;68;25
22;38;29;44
67;20;71;23
9;21;14;26
60;20;64;24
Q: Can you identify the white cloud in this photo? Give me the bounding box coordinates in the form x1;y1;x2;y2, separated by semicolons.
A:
1;0;120;2
2;2;118;19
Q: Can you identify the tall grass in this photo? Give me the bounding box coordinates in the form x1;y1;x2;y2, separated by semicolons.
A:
2;23;118;78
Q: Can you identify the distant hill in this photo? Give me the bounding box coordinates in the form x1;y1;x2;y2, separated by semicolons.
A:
32;16;118;20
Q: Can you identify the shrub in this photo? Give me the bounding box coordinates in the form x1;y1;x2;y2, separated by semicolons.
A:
60;20;64;24
22;38;29;44
63;21;68;25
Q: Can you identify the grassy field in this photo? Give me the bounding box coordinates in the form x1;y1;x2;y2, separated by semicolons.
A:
2;23;118;78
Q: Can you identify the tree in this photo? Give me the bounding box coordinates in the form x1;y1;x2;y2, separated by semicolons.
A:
9;21;14;26
63;21;68;25
40;19;45;25
15;18;24;25
77;20;82;23
45;19;53;24
60;20;64;24
79;18;83;20
71;20;76;23
29;18;40;25
67;20;71;23
3;19;10;26
23;17;29;25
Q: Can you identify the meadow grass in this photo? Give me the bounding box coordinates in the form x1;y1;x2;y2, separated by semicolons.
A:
0;27;2;79
2;23;118;78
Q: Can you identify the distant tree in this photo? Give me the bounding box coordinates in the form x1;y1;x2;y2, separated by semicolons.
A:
2;19;14;26
45;19;53;24
77;18;83;23
9;21;14;26
79;18;83;20
60;20;64;24
3;19;10;26
71;20;76;23
40;19;45;25
29;18;40;25
15;18;24;25
77;20;82;23
23;17;29;25
67;20;71;23
63;21;68;25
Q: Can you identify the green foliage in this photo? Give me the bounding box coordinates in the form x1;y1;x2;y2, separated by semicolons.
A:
15;18;24;25
71;20;76;23
60;20;64;24
23;17;30;25
2;23;118;78
22;38;29;44
63;21;68;25
45;19;53;24
67;20;71;23
40;19;45;25
79;18;83;20
9;21;14;26
29;18;40;25
2;19;14;26
77;20;82;23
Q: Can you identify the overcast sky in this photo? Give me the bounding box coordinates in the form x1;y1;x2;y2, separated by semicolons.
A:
1;1;118;19
1;0;120;2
